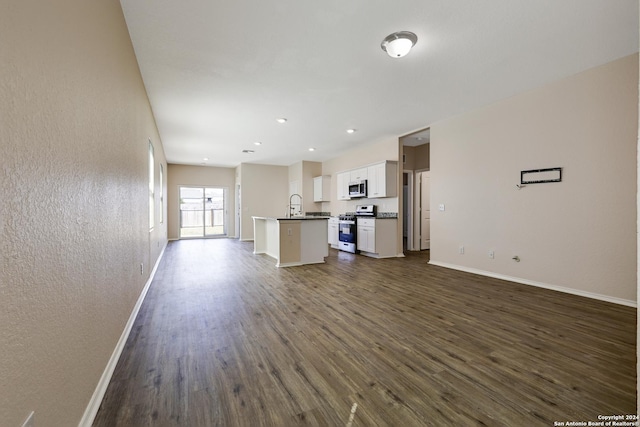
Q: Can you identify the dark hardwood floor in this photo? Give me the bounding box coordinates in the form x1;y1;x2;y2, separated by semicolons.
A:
93;239;637;426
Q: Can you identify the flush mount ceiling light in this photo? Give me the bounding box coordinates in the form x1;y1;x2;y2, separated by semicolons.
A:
308;147;315;152
254;141;262;146
276;118;287;124
346;129;356;134
381;31;417;58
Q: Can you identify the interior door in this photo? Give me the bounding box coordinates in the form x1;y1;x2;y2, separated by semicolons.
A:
419;171;430;250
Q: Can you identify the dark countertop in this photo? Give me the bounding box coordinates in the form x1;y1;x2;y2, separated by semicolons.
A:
253;216;330;221
277;216;331;220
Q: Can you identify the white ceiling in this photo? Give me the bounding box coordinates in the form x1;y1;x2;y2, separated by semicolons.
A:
120;0;638;168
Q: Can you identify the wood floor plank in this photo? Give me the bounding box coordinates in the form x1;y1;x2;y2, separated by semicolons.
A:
93;239;636;426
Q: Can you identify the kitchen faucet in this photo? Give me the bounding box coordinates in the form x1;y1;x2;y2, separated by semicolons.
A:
289;193;302;218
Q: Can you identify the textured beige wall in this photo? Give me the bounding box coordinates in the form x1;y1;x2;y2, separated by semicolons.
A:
430;54;638;303
402;145;416;171
167;164;236;239
239;163;289;240
636;33;639;415
401;143;429;172
288;161;304;214
414;143;430;171
288;161;322;214
0;1;167;425
302;161;323;213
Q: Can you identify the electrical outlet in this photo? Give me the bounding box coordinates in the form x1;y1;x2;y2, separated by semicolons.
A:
439;203;445;211
489;250;495;259
22;411;34;427
459;245;464;254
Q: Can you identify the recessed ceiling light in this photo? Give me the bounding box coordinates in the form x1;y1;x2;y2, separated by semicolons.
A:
242;149;255;154
346;129;356;134
254;142;262;146
203;157;209;161
308;148;315;152
381;31;418;58
276;118;287;124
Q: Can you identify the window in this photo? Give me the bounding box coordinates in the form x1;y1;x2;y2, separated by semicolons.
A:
149;139;155;231
179;186;227;238
159;163;164;224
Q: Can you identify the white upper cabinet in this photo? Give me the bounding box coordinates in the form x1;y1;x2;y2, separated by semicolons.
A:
313;175;331;202
335;161;398;200
337;172;351;200
367;161;397;198
349;168;368;182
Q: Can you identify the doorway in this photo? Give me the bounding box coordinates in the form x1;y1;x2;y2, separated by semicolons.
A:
417;171;430;250
400;128;430;252
179;186;227;238
403;171;414;251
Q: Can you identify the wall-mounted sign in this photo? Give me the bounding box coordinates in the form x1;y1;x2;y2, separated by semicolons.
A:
520;167;562;184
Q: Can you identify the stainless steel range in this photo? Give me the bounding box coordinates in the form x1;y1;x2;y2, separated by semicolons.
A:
337;205;377;253
337;213;357;253
355;204;376;217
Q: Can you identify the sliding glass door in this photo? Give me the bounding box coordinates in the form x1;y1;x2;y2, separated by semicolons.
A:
179;186;227;238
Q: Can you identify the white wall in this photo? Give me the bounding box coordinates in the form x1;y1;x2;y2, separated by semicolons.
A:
430;54;638;304
0;1;168;425
167;164;236;239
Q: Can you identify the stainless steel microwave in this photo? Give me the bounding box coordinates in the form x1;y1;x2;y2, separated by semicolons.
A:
348;180;367;198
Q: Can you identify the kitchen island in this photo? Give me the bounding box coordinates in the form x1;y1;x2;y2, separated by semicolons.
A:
252;216;329;267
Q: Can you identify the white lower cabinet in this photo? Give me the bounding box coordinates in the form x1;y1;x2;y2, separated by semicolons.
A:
328;217;339;248
356;219;375;253
356;218;397;258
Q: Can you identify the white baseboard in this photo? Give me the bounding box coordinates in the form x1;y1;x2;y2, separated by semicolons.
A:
78;242;168;427
428;260;637;308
